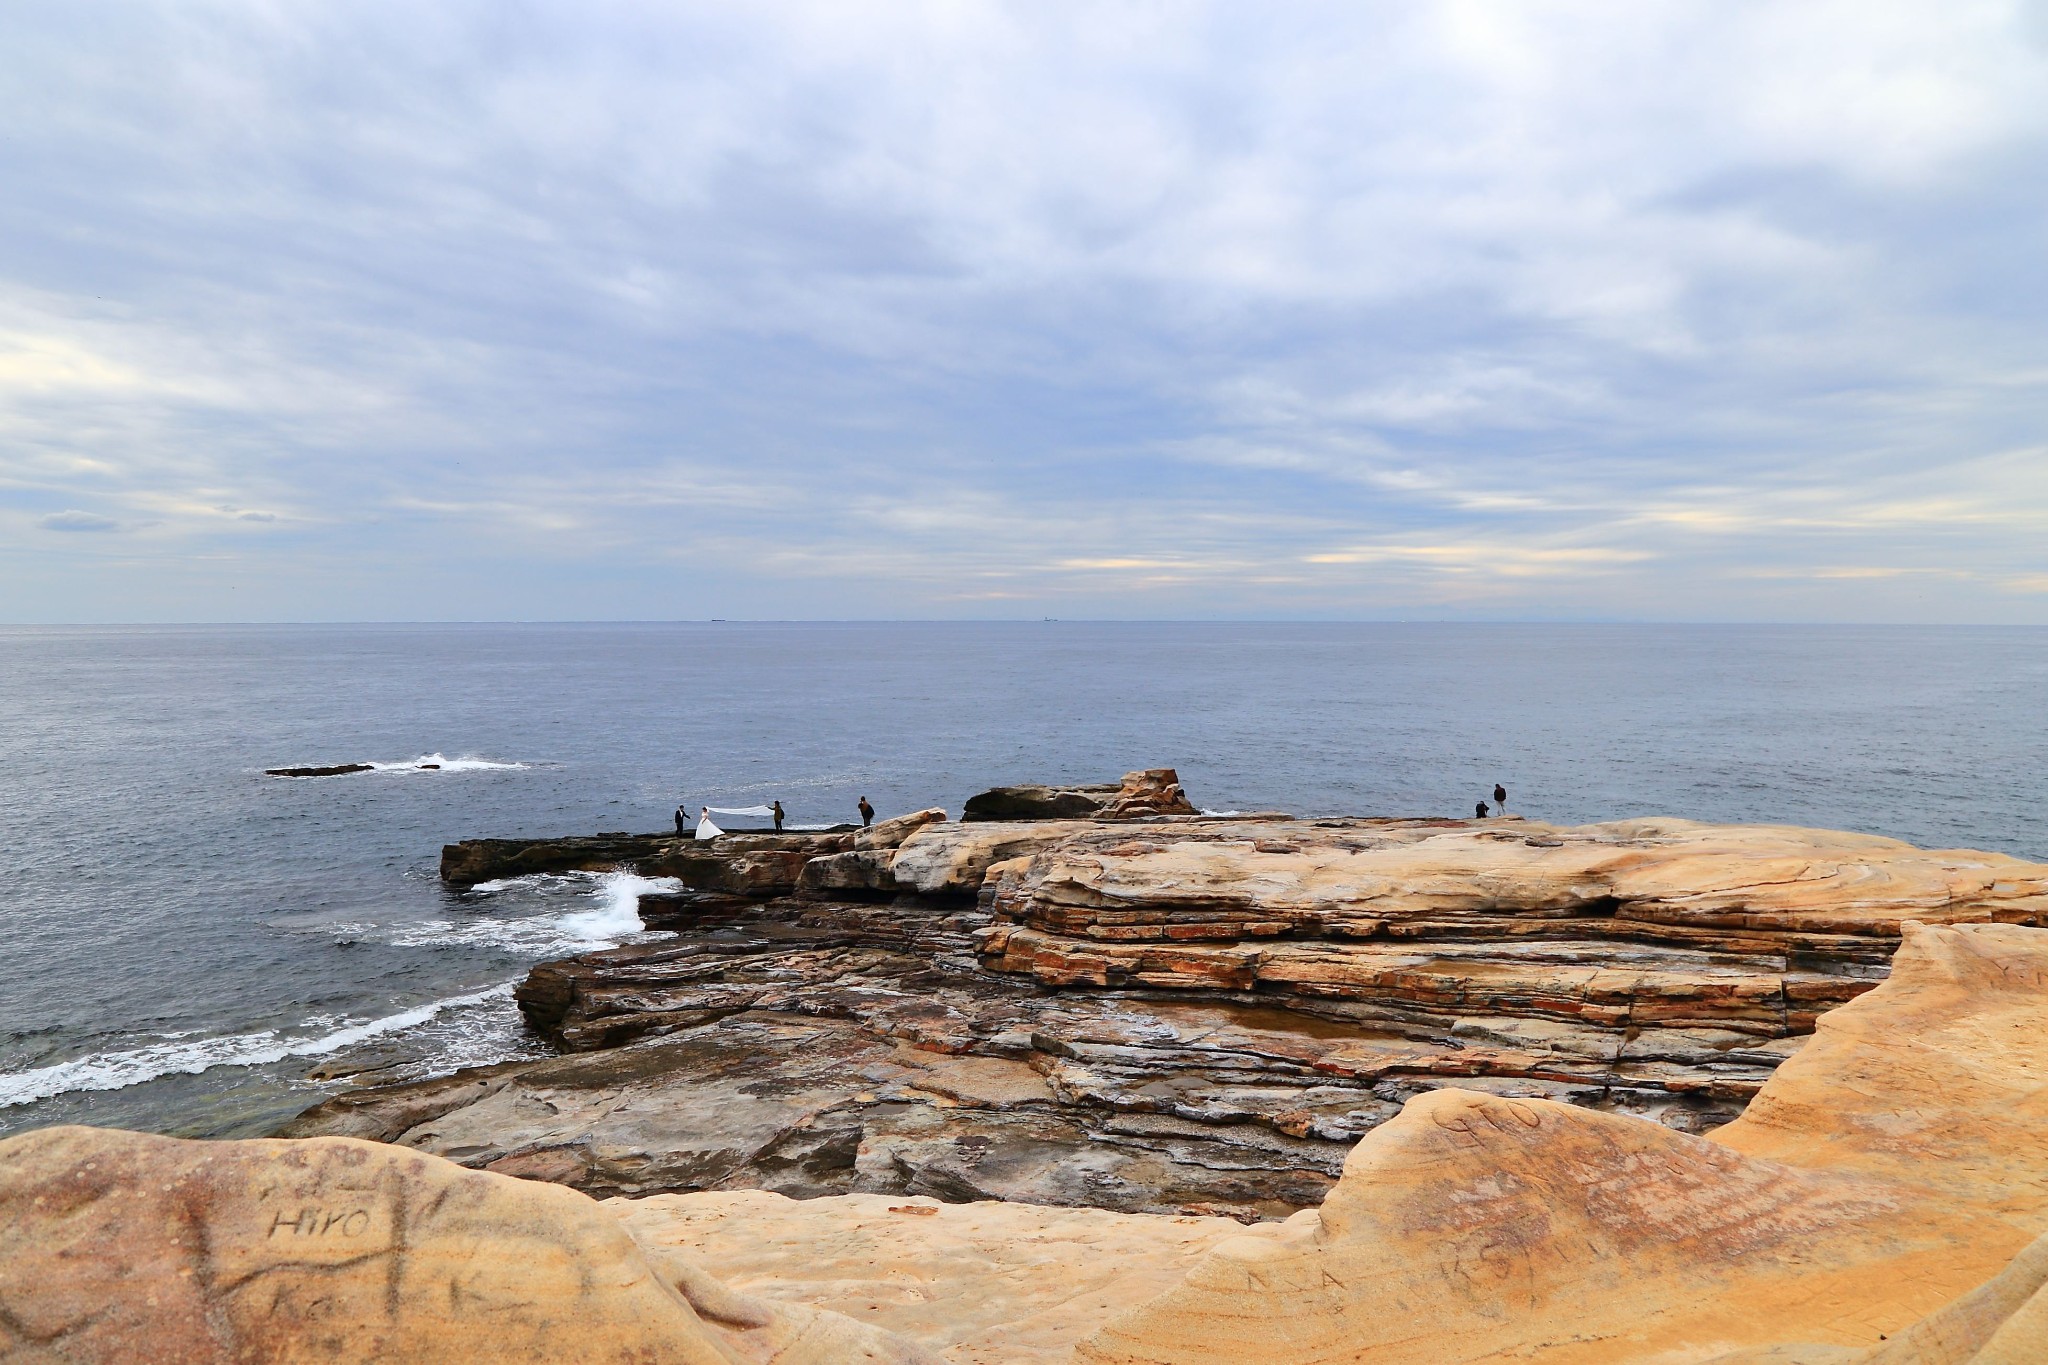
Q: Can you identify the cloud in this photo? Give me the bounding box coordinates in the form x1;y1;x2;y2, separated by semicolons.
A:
0;2;2045;621
38;510;120;532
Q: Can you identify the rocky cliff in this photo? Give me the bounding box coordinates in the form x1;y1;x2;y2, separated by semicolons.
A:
284;799;2048;1225
8;919;2048;1363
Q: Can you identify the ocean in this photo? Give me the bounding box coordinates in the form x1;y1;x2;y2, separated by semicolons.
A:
2;621;2044;1141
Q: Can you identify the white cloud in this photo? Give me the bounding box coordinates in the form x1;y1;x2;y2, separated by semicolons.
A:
1;2;2045;620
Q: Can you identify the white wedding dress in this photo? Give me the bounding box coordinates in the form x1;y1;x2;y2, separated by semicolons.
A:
695;805;773;840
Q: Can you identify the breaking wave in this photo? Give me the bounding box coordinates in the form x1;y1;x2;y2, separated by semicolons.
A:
367;753;526;773
266;753;528;776
387;870;677;954
0;984;514;1110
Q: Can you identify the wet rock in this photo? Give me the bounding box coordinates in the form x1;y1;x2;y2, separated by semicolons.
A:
266;762;374;777
442;812;949;892
962;782;1121;821
440;832;682;886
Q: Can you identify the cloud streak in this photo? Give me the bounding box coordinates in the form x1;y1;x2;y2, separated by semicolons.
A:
1;1;2045;621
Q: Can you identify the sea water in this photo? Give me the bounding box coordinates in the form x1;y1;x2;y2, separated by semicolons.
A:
2;621;2044;1140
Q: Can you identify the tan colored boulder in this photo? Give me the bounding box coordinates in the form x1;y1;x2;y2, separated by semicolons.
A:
1097;769;1199;819
0;1125;936;1364
888;820;1099;896
856;807;950;851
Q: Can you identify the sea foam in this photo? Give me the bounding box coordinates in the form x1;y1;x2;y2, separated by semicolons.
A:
0;983;514;1109
387;870;676;954
367;752;527;773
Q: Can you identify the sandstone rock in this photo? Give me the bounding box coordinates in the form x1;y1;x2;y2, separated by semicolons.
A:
976;817;2047;1034
0;1124;936;1364
1855;1228;2048;1363
1076;923;2048;1364
962;782;1121;821
986;816;2048;945
442;820;946;896
611;1189;1276;1365
16;912;2048;1358
352;817;2048;1232
888;821;1100;896
962;769;1197;823
1713;920;2048;1225
1097;768;1200;819
796;848;899;897
439;831;681;886
290;891;1785;1216
856;807;951;851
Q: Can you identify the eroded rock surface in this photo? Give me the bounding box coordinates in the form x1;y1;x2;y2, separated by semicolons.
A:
1078;922;2048;1364
595;920;2048;1363
12;893;2048;1363
291;813;2048;1221
0;1125;936;1364
440;808;946;890
611;1190;1266;1365
962;769;1198;823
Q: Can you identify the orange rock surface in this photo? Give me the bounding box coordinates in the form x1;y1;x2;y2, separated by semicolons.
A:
0;1125;937;1364
611;1189;1264;1365
579;921;2048;1363
1076;923;2048;1363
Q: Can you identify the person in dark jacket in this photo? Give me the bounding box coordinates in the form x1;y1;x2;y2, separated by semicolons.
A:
1475;800;1490;818
675;805;687;836
1493;783;1507;813
771;800;785;832
858;796;874;828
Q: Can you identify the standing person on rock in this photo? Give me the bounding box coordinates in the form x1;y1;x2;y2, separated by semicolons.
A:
674;804;687;836
771;800;785;832
1494;783;1508;814
858;796;874;828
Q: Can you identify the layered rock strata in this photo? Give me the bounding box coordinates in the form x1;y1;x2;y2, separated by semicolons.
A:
612;920;2048;1363
1075;921;2048;1363
286;809;2048;1224
14;919;2047;1363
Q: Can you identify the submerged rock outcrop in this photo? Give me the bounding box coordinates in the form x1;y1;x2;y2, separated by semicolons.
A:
287;796;2048;1224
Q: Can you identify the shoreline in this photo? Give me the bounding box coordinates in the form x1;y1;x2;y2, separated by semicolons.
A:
9;768;2048;1360
278;769;2048;1221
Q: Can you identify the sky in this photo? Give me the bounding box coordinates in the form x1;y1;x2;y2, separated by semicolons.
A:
3;2;2046;623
